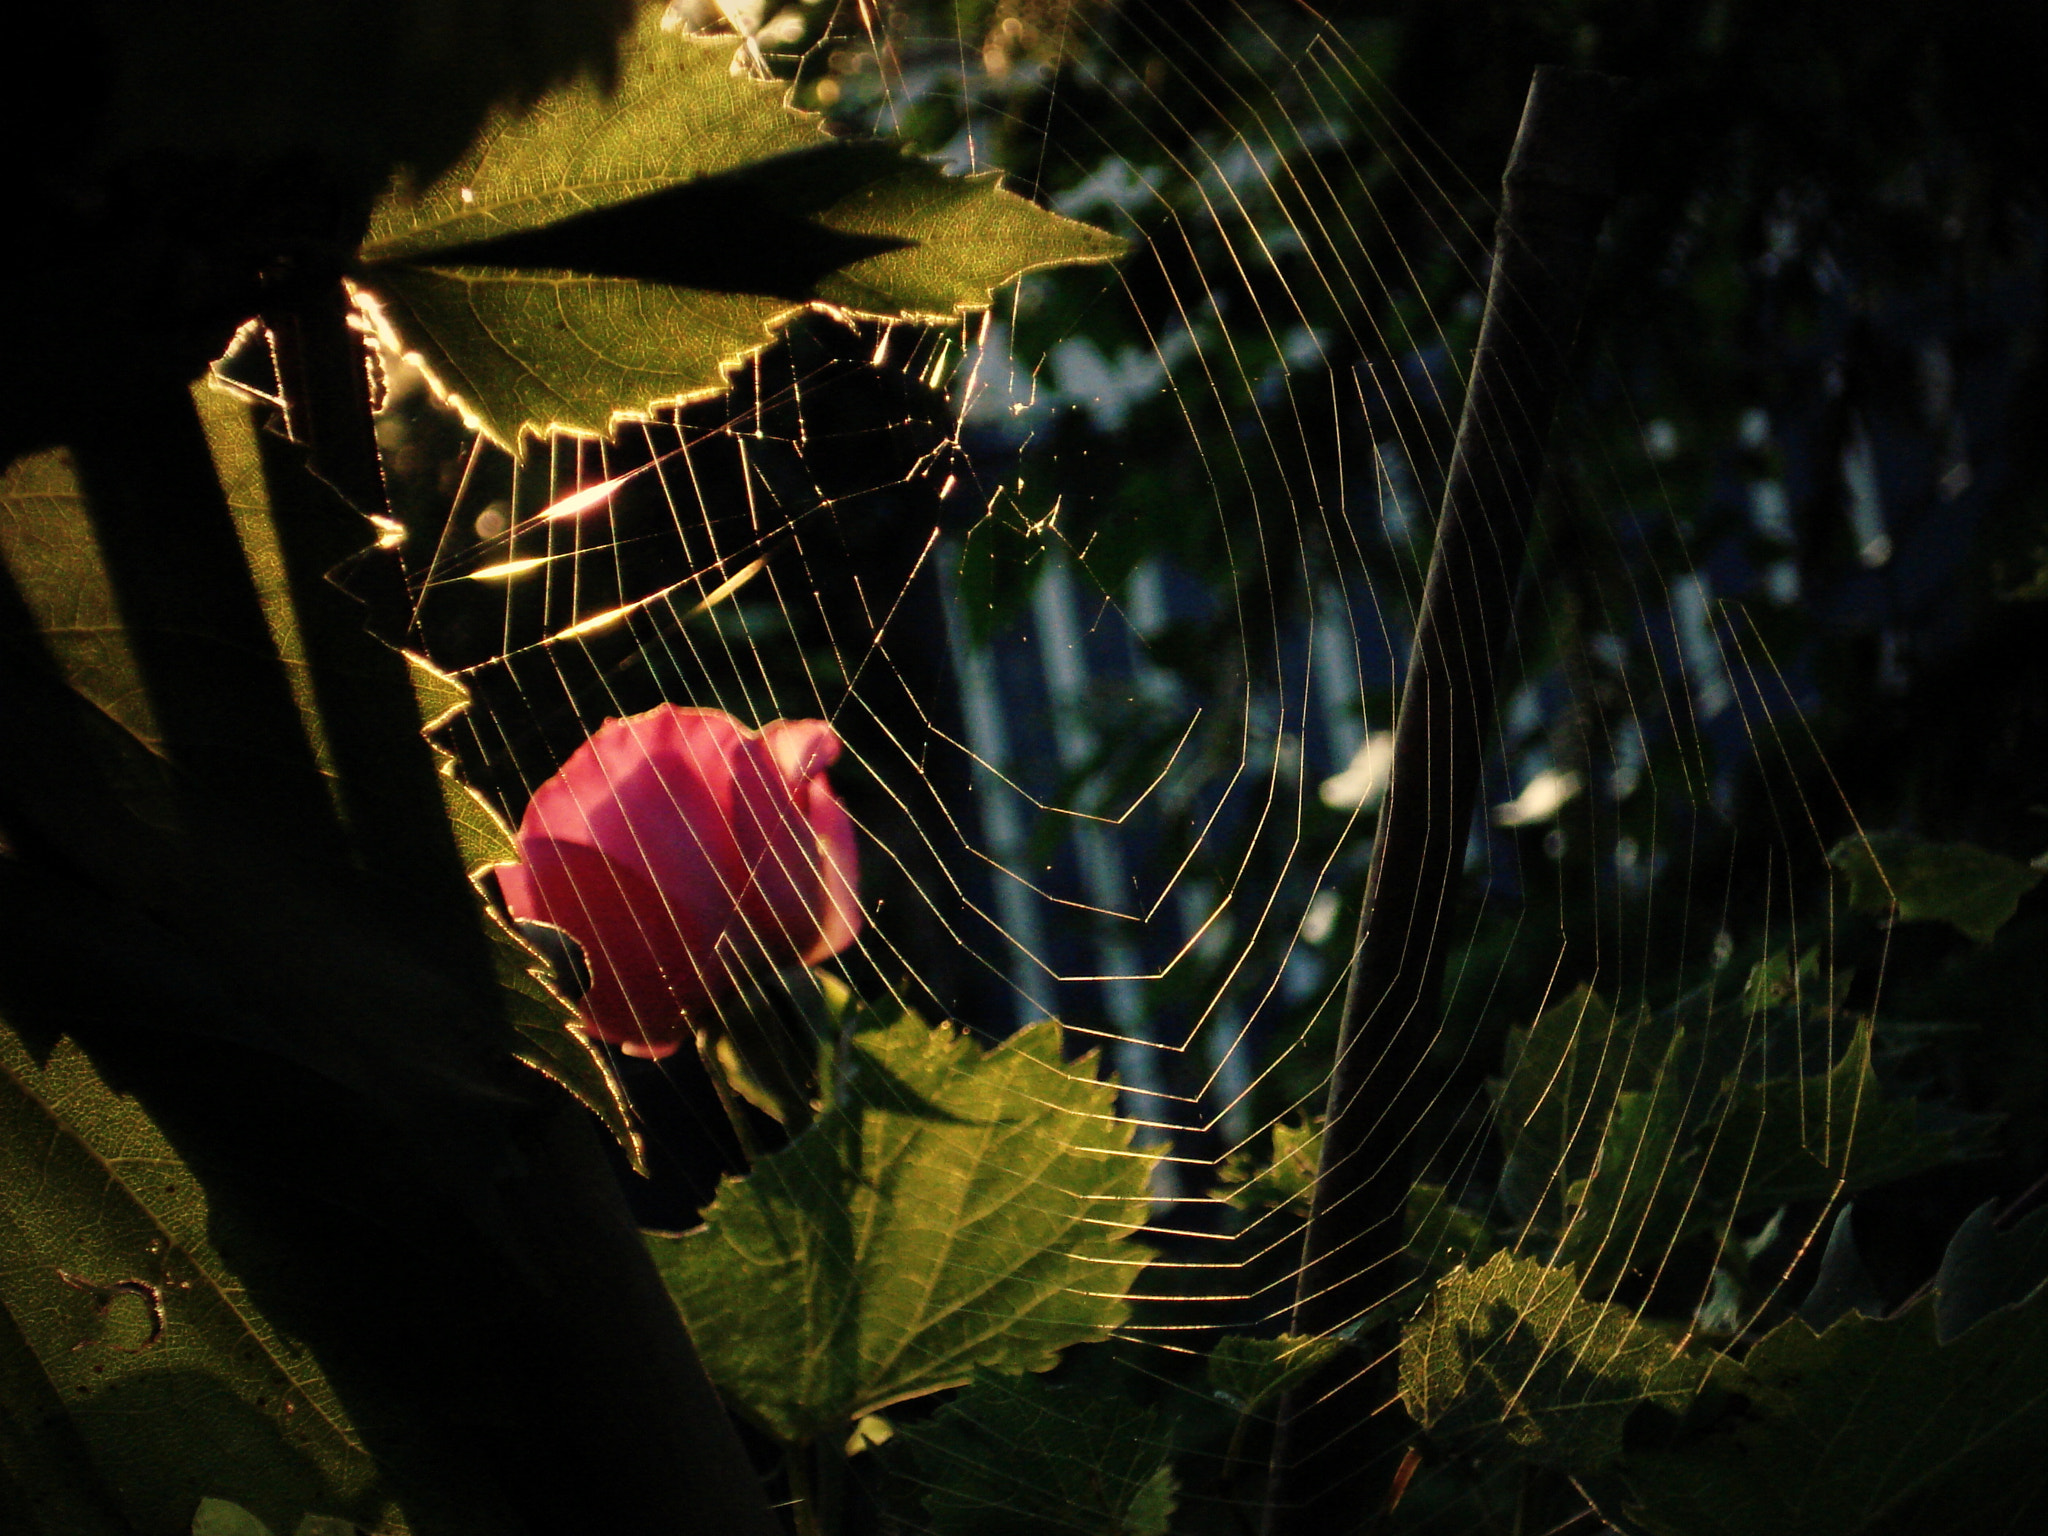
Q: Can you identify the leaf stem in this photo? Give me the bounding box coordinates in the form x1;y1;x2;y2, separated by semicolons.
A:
787;1439;828;1536
700;1028;764;1164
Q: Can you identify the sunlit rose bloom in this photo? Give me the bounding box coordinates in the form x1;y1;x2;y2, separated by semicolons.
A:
497;705;860;1057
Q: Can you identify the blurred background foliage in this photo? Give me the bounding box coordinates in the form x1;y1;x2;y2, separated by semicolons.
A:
368;0;2045;1430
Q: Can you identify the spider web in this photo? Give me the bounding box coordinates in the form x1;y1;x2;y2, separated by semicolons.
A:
356;3;2035;1530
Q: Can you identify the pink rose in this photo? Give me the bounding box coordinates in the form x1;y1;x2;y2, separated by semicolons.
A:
497;705;861;1058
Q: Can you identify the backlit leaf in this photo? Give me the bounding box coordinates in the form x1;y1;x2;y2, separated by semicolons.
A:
191;1498;274;1536
1207;1334;1345;1415
1399;1252;1706;1476
649;1012;1155;1443
1213;1117;1320;1215
359;11;1124;448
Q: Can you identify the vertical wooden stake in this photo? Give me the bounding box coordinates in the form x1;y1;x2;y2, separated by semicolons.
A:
1260;66;1622;1535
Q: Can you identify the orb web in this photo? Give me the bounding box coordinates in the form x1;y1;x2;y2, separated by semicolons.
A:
364;4;2029;1528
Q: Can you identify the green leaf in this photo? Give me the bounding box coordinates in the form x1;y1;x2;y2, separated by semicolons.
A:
404;651;471;739
898;1371;1177;1536
359;13;1125;449
1399;1252;1706;1476
1553;1033;1705;1293
489;918;638;1164
1931;1200;2048;1342
1699;1020;1959;1213
1830;831;2043;944
192;1497;275;1536
0;1027;397;1536
1608;1283;2048;1535
0;445;164;759
224;387;637;1152
1493;987;1664;1227
0;428;494;1103
1493;981;1966;1271
1206;1334;1345;1415
3;350;777;1536
402;626;636;1161
648;1012;1156;1444
1798;1206;1886;1329
1213;1117;1320;1215
0;1301;131;1536
1406;1182;1497;1277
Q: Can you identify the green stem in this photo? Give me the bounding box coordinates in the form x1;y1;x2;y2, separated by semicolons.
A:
787;1440;827;1536
815;1430;849;1535
700;1029;765;1164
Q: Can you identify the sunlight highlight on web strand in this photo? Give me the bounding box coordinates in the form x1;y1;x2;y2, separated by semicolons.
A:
467;555;550;581
542;473;635;522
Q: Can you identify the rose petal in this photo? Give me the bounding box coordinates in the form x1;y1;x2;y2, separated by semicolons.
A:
502;835;723;1058
507;705;861;1036
797;771;862;965
762;717;842;782
522;707;744;945
724;730;838;962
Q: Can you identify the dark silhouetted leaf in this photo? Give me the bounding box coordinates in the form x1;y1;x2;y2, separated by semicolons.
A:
1799;1205;1886;1329
1554;1033;1702;1292
0;1027;397;1535
899;1371;1177;1536
1609;1282;2048;1535
1830;832;2042;944
1932;1200;2048;1342
1491;980;1966;1281
1700;1021;1960;1212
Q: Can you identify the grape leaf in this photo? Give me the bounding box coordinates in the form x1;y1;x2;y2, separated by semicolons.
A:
190;1497;362;1536
1213;1116;1320;1215
1698;1020;1961;1213
898;1371;1177;1536
1399;1252;1707;1476
401;658;635;1159
648;1012;1156;1443
191;1498;274;1536
1493;987;1650;1226
210;386;636;1156
1207;1334;1345;1415
0;1026;398;1536
1493;982;1964;1274
0;444;165;760
358;10;1125;449
1830;831;2043;944
1930;1199;2048;1341
1608;1280;2048;1535
1553;1034;1703;1292
1406;1182;1497;1274
1798;1205;1886;1329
